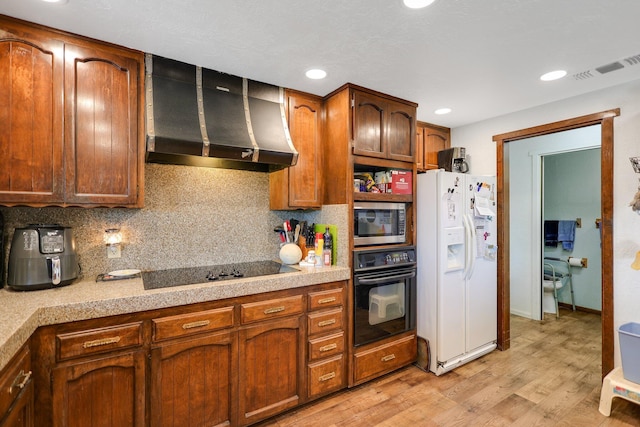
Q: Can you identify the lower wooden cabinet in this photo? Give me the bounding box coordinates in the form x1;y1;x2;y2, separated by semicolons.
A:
51;350;146;427
352;333;417;386
305;288;347;400
150;331;236;427
30;281;348;427
238;316;304;426
0;345;33;427
0;381;33;427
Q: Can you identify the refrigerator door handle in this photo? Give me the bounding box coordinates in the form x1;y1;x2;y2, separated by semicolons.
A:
466;213;478;279
462;214;471;279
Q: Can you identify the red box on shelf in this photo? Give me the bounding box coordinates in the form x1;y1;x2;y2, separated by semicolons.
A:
390;170;412;194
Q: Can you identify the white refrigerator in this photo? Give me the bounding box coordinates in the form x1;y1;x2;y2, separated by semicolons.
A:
416;170;498;375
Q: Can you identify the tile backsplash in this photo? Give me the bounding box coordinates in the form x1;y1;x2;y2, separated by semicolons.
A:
1;164;348;282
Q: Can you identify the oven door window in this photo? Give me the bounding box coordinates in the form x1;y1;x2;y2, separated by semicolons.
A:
369;282;405;325
354;275;411;346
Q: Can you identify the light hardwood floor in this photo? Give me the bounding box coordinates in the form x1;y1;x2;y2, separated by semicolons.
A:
257;311;640;426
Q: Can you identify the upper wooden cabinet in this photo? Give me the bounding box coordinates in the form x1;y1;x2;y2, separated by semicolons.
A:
323;84;417;206
352;88;416;163
0;16;144;207
416;121;450;172
0;19;64;205
270;90;323;210
63;43;142;206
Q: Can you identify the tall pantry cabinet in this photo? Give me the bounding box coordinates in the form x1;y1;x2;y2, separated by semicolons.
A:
323;84;418;386
0;15;144;207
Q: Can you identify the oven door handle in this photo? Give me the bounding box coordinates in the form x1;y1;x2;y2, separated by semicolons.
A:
356;270;416;285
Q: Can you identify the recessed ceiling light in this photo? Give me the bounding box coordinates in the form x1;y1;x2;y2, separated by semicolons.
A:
41;0;68;3
540;70;567;81
434;107;452;115
403;0;437;9
305;69;327;80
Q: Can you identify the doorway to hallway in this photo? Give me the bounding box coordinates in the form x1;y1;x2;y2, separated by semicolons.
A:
493;109;618;377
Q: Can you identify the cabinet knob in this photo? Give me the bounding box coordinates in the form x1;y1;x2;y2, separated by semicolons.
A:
10;370;32;394
319;343;338;352
263;306;286;315
182;320;211;330
83;336;121;349
318;319;337;328
318;372;336;382
381;354;396;363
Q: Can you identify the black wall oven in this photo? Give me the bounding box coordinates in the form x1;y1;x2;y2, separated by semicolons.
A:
353;246;416;347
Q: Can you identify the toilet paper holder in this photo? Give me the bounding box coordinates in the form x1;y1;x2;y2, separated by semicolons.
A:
568;256;587;268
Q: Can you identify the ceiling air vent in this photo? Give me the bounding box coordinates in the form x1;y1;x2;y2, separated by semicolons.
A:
623;54;640;66
573;70;594;80
573;53;640;81
596;61;625;74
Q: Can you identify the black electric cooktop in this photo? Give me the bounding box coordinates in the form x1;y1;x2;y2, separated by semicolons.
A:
142;261;300;290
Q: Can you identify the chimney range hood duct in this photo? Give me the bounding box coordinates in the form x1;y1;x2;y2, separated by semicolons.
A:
145;54;298;172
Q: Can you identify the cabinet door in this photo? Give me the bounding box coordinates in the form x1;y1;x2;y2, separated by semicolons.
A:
0;381;33;427
287;92;323;208
63;43;141;206
237;316;304;426
52;350;146;427
424;125;450;169
386;100;415;162
150;332;236;427
352;91;386;159
0;23;64;205
269;91;323;210
0;345;33;427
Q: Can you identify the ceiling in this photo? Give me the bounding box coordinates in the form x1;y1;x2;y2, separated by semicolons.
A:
2;0;640;128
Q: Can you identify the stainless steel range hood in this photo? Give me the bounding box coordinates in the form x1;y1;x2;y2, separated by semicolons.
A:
145;54;298;172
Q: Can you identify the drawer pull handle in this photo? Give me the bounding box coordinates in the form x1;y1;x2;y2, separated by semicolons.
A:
318;372;336;382
264;306;285;315
318;319;337;327
10;370;32;393
182;320;211;330
381;354;396;362
83;336;121;348
319;343;338;352
318;297;336;304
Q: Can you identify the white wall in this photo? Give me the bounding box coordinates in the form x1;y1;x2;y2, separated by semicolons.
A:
544;149;602;312
452;79;640;367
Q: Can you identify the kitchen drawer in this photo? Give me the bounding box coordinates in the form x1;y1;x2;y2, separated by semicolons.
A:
307;355;345;399
0;345;31;417
307;307;343;336
152;306;234;342
241;295;304;324
308;288;344;311
56;322;143;361
308;331;345;362
353;334;417;385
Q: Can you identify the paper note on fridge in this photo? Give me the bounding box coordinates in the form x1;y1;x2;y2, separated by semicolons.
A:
474;196;495;217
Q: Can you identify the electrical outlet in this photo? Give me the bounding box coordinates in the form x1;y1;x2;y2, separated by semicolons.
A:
107;245;121;259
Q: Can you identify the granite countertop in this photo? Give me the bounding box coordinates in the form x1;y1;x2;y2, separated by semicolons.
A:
0;264;351;372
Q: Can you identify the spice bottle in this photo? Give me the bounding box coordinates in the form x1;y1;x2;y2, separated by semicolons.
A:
315;232;323;266
323;227;332;266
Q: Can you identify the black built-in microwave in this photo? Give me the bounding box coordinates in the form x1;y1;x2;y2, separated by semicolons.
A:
353;202;406;246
